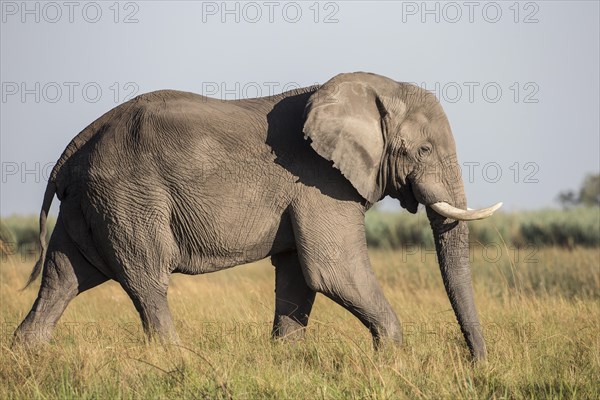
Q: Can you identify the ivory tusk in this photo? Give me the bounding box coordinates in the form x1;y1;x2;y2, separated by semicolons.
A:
430;202;503;221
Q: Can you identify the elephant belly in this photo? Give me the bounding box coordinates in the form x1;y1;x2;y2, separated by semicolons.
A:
170;178;296;274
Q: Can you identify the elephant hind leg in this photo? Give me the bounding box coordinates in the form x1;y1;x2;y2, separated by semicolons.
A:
118;274;179;344
271;251;316;340
13;216;109;346
98;209;180;344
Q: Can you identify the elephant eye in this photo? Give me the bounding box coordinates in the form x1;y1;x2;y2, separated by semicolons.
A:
418;144;432;158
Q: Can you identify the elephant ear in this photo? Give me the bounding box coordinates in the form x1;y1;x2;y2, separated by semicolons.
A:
303;73;387;204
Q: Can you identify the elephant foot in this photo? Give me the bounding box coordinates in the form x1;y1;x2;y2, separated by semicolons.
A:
272;315;308;341
12;322;53;351
370;319;403;351
469;341;487;364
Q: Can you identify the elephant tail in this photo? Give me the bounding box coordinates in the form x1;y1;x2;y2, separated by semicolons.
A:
23;181;56;289
22;122;99;290
21;97;133;289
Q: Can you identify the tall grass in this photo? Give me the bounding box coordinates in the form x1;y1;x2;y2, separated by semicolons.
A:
1;244;598;399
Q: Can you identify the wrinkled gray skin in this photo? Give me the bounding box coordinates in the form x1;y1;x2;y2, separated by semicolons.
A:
14;72;486;360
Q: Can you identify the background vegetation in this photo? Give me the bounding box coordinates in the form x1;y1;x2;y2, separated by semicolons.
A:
365;206;600;250
556;173;600;209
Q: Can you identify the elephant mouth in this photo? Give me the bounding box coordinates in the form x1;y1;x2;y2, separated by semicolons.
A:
397;181;419;214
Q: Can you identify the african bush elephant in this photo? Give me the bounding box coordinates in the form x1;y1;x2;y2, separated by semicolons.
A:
14;72;501;360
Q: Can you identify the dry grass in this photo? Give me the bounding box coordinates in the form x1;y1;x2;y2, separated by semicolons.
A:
1;246;599;399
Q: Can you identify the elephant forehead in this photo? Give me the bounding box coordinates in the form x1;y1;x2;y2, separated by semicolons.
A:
401;113;429;132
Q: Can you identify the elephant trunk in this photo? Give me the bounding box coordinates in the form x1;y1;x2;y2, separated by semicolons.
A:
426;209;486;360
413;162;487;360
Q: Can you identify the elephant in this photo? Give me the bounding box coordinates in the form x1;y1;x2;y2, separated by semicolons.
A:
14;72;501;361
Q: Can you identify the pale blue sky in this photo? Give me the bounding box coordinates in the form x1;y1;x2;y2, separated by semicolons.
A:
1;1;599;215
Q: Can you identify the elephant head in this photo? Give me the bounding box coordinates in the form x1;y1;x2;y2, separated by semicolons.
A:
303;72;501;360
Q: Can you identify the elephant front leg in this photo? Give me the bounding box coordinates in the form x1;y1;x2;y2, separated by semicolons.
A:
290;200;402;349
306;256;403;349
271;251;316;340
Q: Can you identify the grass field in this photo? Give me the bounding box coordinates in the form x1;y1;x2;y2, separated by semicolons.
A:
1;246;599;399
